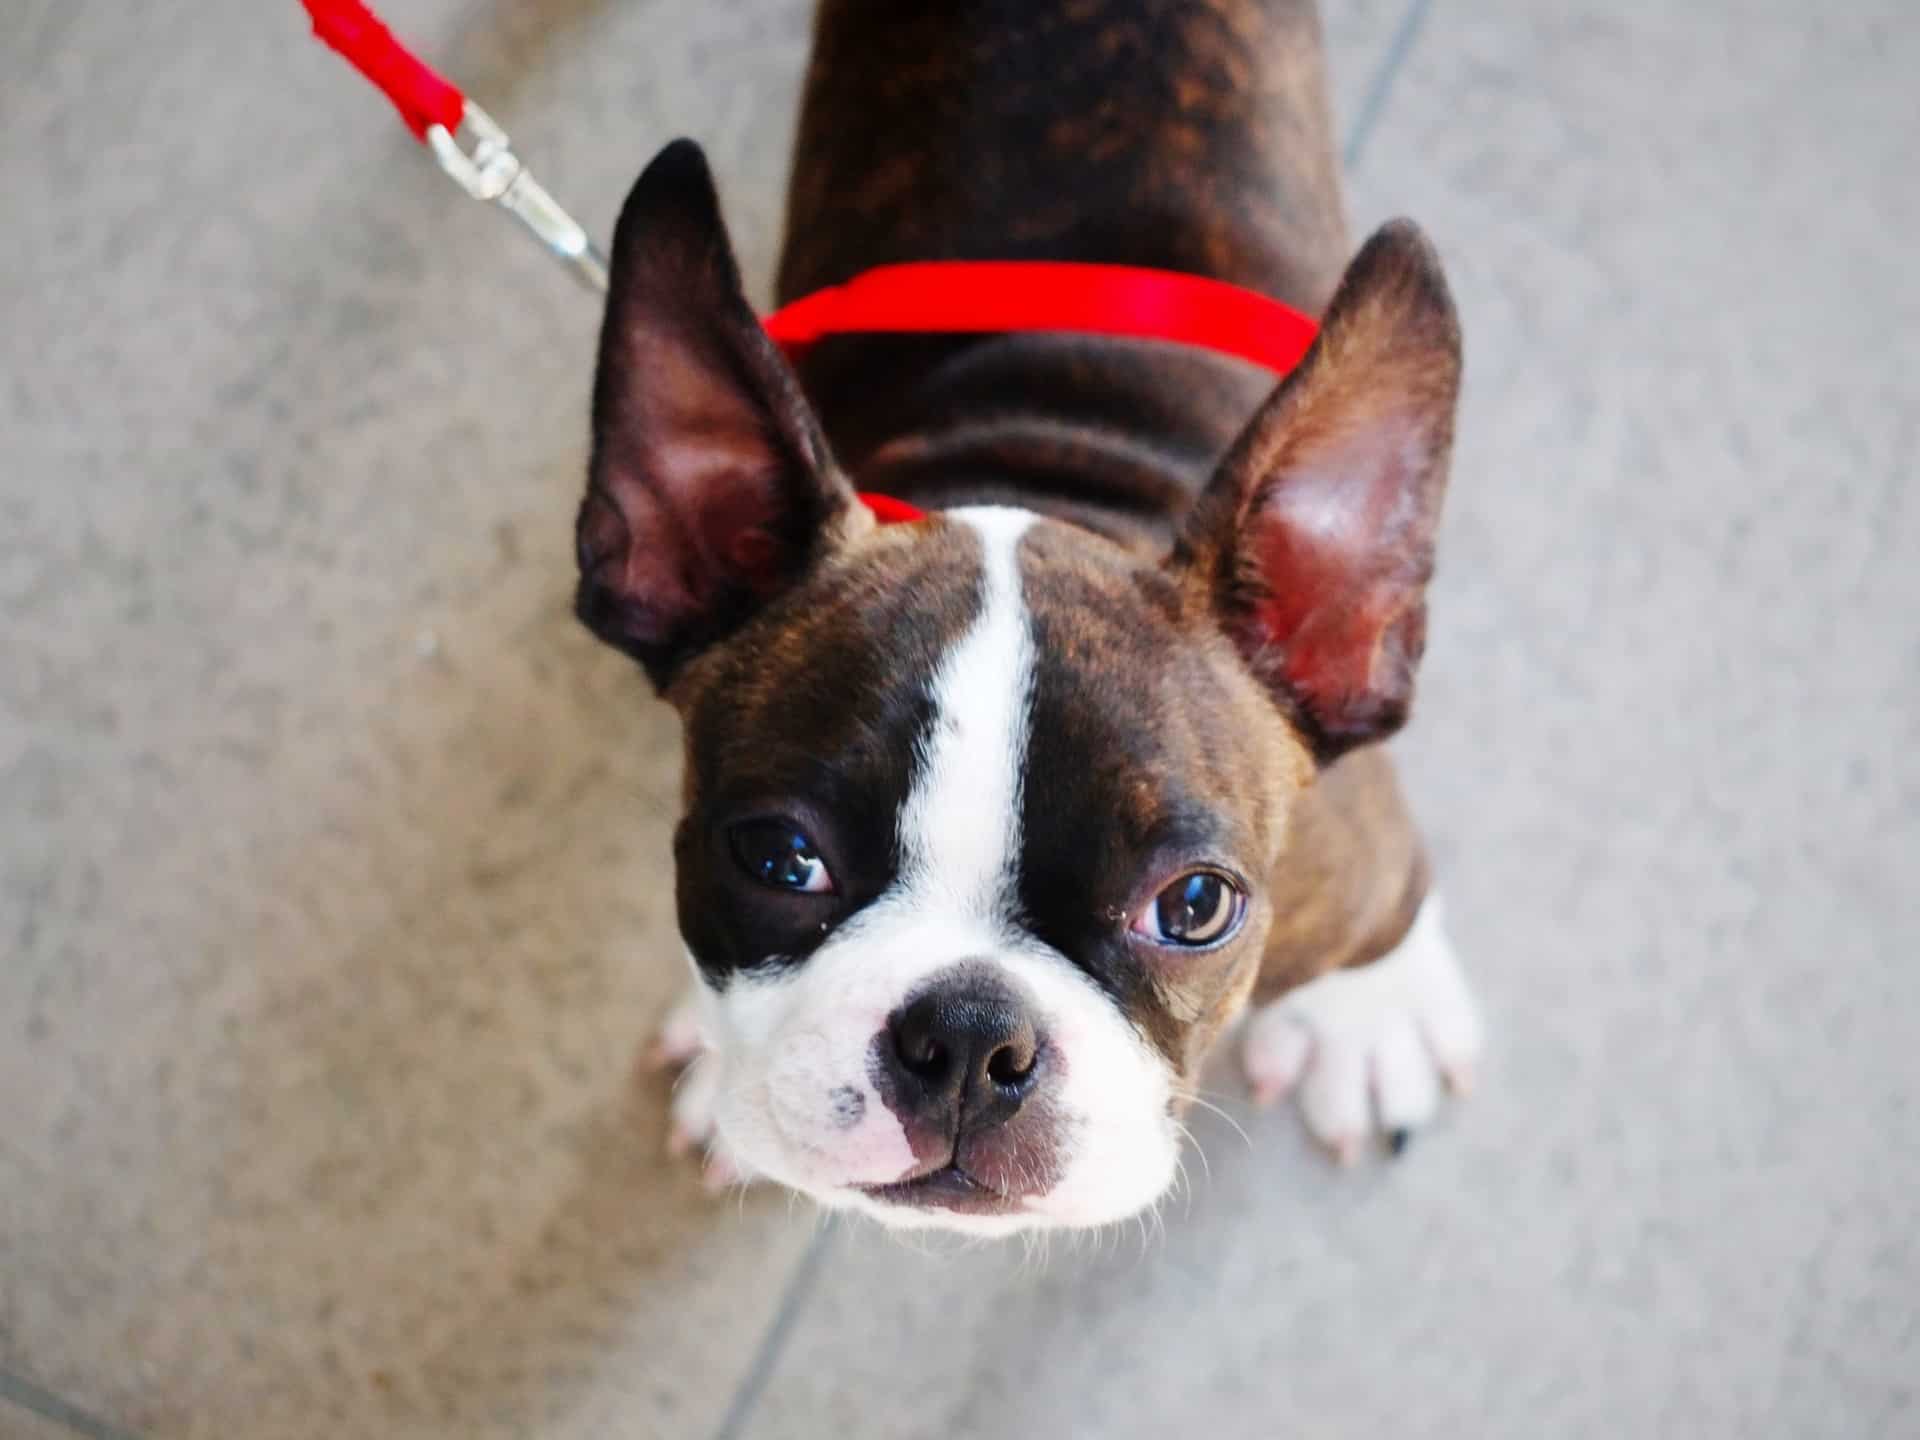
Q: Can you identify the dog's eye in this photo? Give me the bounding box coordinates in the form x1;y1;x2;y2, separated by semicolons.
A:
1134;871;1243;947
729;820;835;895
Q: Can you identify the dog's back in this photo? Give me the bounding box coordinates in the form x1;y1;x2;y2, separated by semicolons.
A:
776;0;1353;538
780;0;1348;304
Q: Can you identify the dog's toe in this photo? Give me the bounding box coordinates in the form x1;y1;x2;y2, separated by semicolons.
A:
666;1052;721;1155
648;986;707;1072
1296;1023;1371;1146
700;1146;747;1192
1241;1007;1313;1106
1371;1008;1440;1134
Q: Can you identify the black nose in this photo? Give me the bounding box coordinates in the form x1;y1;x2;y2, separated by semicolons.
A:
883;971;1041;1133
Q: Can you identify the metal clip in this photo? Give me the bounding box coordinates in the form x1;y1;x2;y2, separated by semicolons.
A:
426;101;609;294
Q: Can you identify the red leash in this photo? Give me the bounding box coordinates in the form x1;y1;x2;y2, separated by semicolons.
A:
303;0;461;138
300;0;1321;523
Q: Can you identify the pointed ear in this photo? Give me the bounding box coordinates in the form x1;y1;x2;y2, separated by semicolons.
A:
1173;221;1462;762
575;139;863;690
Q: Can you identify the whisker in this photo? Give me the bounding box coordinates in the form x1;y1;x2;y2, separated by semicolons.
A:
1169;1151;1196;1221
1170;1118;1213;1186
1174;1088;1254;1151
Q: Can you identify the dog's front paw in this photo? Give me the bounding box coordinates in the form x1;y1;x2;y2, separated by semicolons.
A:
1241;896;1483;1163
644;986;754;1191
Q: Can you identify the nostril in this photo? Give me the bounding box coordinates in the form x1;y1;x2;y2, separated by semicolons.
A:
985;1039;1037;1089
895;1027;947;1078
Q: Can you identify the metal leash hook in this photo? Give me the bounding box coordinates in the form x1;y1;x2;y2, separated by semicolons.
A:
301;0;608;294
426;102;609;293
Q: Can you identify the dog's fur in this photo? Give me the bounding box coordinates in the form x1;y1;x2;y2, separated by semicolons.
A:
578;0;1481;1234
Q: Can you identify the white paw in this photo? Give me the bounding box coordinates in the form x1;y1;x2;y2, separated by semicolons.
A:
644;985;754;1191
1242;894;1483;1163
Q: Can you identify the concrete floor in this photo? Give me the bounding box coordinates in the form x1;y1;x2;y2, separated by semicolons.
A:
3;1;1915;1437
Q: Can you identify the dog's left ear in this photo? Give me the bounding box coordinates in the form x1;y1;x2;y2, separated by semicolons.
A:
576;139;862;691
1173;221;1462;763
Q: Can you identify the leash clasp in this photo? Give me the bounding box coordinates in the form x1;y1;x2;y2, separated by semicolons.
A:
426;101;609;293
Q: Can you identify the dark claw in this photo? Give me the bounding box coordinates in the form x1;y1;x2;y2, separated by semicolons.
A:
1388;1127;1413;1157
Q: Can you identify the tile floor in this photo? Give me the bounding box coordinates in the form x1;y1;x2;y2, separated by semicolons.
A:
3;1;1915;1437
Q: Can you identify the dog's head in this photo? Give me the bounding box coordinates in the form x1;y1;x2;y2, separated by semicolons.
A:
578;142;1460;1234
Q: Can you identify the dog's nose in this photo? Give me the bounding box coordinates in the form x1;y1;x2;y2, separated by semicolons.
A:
884;972;1041;1130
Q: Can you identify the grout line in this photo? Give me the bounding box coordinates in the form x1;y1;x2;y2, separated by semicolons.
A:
0;1370;145;1440
1344;0;1436;169
708;1218;841;1440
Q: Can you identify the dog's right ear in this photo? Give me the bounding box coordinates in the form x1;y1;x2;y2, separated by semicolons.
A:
576;139;863;691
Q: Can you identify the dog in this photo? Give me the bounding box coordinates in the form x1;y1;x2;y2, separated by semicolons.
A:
575;0;1482;1236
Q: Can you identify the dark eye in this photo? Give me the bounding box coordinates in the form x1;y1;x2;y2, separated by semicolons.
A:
1133;871;1244;947
729;820;835;895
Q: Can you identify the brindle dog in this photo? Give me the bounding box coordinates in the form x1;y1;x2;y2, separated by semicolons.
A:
577;0;1479;1233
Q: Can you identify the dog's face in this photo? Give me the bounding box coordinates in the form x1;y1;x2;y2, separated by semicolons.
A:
578;143;1459;1234
666;509;1309;1232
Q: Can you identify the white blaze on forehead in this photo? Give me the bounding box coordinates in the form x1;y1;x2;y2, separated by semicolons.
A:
897;506;1037;919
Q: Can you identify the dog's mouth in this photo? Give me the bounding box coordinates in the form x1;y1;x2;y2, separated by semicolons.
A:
857;1163;1024;1216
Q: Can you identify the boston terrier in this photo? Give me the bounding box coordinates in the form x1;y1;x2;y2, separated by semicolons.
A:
576;0;1482;1236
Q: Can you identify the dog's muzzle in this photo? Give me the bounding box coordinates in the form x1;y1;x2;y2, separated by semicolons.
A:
861;963;1064;1215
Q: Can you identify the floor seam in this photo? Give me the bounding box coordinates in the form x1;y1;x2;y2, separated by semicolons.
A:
0;1369;145;1440
707;1218;841;1440
1345;0;1437;170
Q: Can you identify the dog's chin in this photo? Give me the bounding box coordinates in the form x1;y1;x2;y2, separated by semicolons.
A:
803;1157;1179;1238
858;1162;1023;1215
820;1185;1041;1237
829;1169;1040;1237
824;1182;1169;1238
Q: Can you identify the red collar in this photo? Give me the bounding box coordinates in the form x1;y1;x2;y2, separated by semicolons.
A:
764;261;1320;525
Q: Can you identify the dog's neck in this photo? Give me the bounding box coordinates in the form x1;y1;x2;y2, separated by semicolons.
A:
795;335;1270;552
774;0;1350;549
